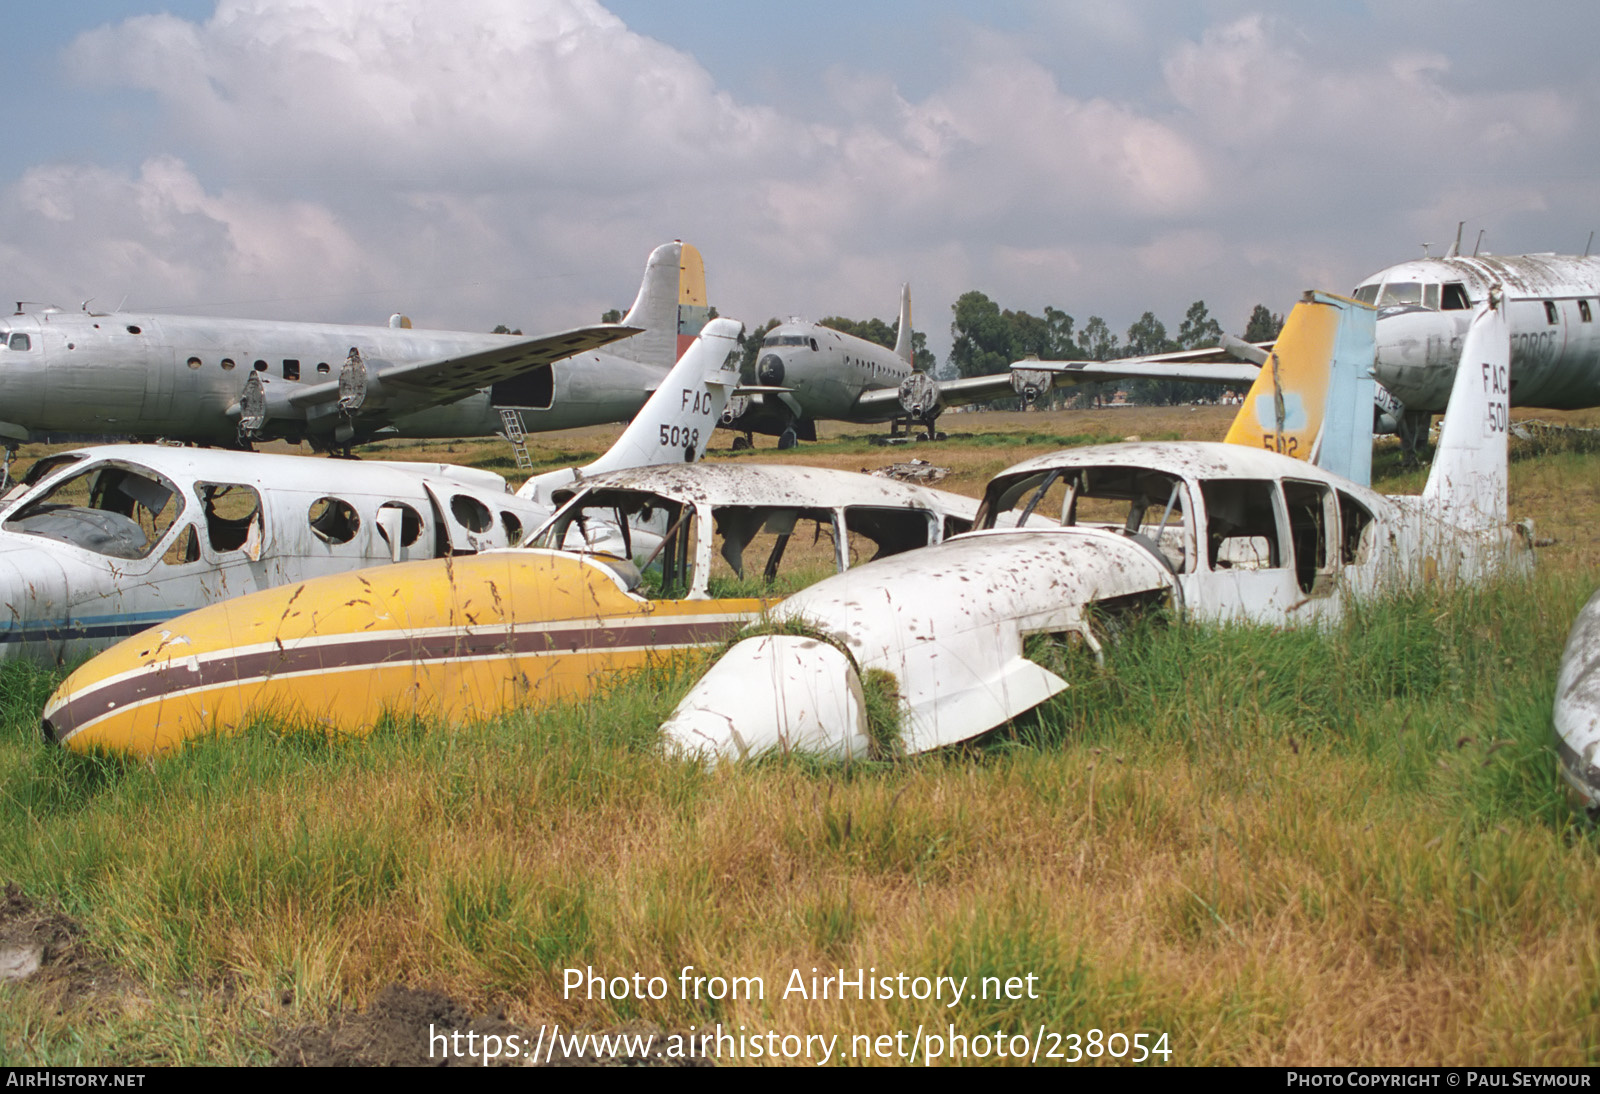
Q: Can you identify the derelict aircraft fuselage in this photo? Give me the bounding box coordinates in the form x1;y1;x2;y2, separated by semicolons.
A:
1356;252;1600;413
0;240;711;450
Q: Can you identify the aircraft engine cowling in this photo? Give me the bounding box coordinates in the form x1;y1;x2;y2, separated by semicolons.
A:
720;393;751;426
897;372;941;421
238;372;267;434
756;354;785;386
338;347;369;412
1012;368;1054;406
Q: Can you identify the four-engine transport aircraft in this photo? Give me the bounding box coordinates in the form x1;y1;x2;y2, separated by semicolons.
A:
0;240;711;457
724;284;1040;448
1352;249;1600;447
0;317;743;666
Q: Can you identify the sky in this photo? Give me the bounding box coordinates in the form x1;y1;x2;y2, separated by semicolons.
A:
1;0;1597;365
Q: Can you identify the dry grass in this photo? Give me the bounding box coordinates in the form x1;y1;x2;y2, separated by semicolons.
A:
2;408;1599;1066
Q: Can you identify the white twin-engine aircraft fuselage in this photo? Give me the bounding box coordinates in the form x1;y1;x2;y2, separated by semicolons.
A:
0;241;710;451
1355;252;1600;413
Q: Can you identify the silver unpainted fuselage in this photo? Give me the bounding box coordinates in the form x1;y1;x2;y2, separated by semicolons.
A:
751;321;912;423
0;308;661;444
1356;253;1600;412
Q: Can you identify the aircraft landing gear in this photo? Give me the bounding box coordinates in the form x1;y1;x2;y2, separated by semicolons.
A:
1397;410;1432;466
731;433;753;451
0;444;14;491
778;427;798;450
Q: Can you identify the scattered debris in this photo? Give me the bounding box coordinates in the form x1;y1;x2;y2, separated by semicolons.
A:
866;459;950;485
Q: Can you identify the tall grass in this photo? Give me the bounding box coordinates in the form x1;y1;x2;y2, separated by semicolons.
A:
1;563;1595;1065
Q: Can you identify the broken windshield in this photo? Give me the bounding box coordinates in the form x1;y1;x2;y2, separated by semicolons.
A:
2;462;186;559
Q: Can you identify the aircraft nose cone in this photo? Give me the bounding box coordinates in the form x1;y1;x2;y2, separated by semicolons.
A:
661;633;870;762
757;354;785;386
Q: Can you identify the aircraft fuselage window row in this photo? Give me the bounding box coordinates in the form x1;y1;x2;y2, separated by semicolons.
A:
0;332;33;350
762;335;820;350
176;355;330;374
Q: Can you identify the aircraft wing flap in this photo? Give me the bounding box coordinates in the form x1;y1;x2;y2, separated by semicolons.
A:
286;324;641;409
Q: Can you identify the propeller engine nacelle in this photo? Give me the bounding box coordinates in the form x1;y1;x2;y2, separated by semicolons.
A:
897;372;941;421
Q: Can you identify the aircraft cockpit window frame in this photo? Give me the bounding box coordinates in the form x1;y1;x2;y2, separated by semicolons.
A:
1580;300;1593;323
1424;284;1441;311
1280;478;1338;597
979;464;1193;573
8;333;31;351
1441;283;1471;310
1378;282;1423;308
1352;285;1379;305
1545;301;1560;326
2;461;187;561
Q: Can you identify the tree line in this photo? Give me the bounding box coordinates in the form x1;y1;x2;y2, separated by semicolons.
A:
575;292;1285;408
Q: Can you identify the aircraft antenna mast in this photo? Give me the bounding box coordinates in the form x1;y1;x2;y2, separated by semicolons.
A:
1474;230;1486;256
1585;231;1595;258
1421;242;1432;258
1447;221;1464;258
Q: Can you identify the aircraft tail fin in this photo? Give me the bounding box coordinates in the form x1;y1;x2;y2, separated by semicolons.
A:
518;317;742;503
1420;291;1510;532
1223;290;1377;485
609;241;711;369
893;283;913;364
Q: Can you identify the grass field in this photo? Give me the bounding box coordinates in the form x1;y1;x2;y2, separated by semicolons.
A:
2;406;1598;1066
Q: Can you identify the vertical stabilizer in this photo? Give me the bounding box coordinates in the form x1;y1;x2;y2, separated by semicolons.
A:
1313;291;1377;487
1223;290;1376;485
611;241;711;369
1420;291;1510;532
518;317;742;503
893;283;914;363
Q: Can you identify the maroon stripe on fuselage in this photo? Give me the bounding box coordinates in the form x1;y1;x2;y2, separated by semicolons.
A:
48;615;748;743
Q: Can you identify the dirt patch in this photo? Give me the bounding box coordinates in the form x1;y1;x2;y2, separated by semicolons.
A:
0;882;129;1012
274;983;709;1067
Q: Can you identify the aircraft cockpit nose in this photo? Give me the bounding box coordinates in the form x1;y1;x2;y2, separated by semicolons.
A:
757;354;785;385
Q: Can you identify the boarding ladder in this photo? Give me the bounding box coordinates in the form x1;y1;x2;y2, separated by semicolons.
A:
499;408;534;469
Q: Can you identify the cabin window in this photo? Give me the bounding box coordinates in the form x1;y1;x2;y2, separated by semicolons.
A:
126;325;142;335
1281;480;1336;596
2;462;185;560
841;506;936;564
376;502;424;548
316;361;331;374
283;359;300;381
501;511;523;544
1200;479;1282;570
1337;491;1377;566
308;497;360;544
186;356;203;370
8;333;30;351
220;358;236;371
1581;301;1593;323
1545;301;1559;325
161;524;201;566
1441;283;1470;310
253;360;268;372
449;495;493;533
198;482;263;555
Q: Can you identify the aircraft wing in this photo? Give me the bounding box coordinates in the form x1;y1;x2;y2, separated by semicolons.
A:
1020;358;1260;386
286;324;642;411
1013;338;1268;387
852;371;1021;413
